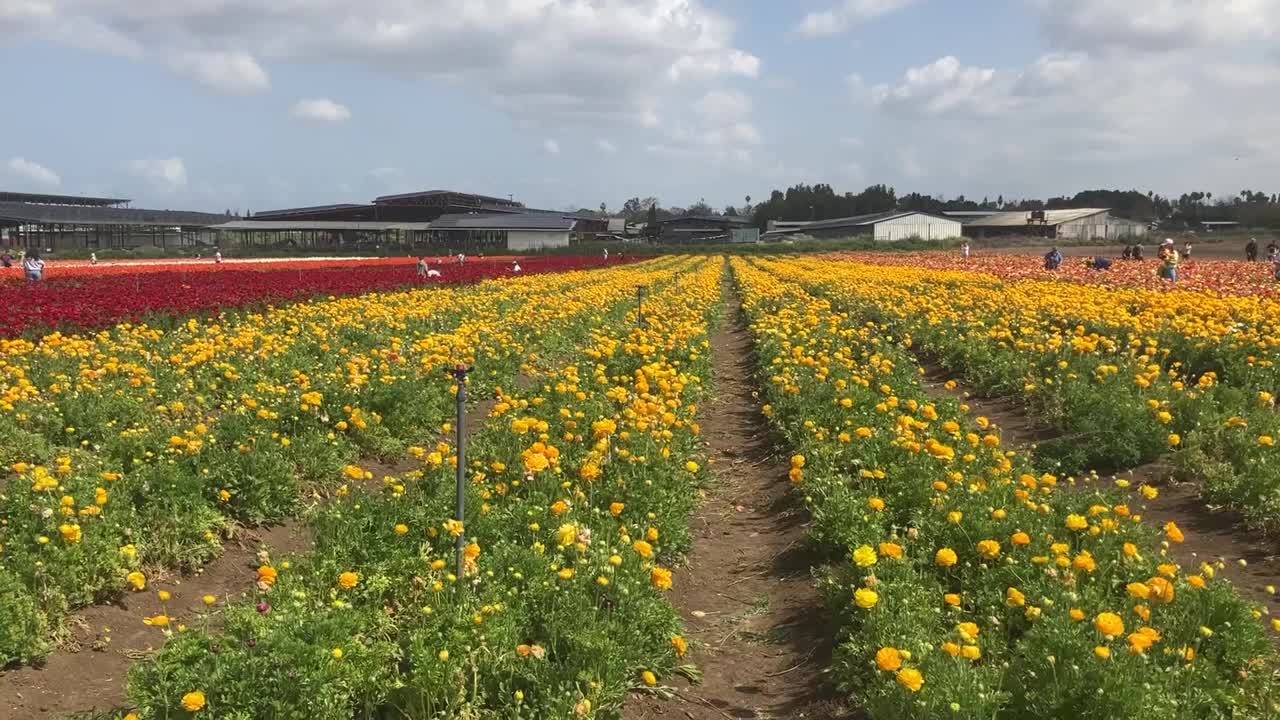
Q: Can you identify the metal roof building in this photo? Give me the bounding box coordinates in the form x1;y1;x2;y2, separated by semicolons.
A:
962;208;1148;241
0;191;230;250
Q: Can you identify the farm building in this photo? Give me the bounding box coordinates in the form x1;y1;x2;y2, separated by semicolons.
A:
963;208;1148;241
426;213;574;251
0;190;229;250
659;215;758;244
768;211;962;242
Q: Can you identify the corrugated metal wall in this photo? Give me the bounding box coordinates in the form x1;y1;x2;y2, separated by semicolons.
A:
873;216;964;241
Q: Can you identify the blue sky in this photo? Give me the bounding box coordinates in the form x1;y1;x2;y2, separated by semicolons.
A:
3;1;1278;213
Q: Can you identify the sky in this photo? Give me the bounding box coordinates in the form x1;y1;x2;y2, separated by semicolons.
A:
2;0;1278;213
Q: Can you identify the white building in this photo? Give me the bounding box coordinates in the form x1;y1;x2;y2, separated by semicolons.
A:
770;211;962;242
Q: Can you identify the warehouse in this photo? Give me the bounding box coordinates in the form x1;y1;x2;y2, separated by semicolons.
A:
963;208;1148;241
769;210;962;241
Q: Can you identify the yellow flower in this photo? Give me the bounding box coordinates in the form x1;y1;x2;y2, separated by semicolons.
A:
976;539;1001;560
878;542;904;560
557;524;578;548
641;670;657;686
181;690;206;712
59;523;82;544
854;588;879;609
867;497;886;512
961;645;981;661
1094;612;1124;638
943;593;961;607
651;567;673;590
157;590;171;602
935;548;958;567
143;614;170;626
394;523;409;535
684;461;700;473
896;668;924;692
671;635;688;658
331;647;344;659
1005;587;1025;607
609;502;625;517
1010;531;1031;546
852;545;878;567
257;566;278;586
1167;433;1181;447
1094;646;1111;660
202;594;216;606
875;646;903;672
127;571;147;591
1126;582;1151;600
1069;608;1085;621
1065;514;1088;531
438;649;449;661
1164;521;1184;543
632;540;654;559
338;571;359;589
558;568;576;580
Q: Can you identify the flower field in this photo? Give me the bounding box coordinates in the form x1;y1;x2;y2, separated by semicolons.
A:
0;256;617;337
844;251;1280;297
733;255;1280;719
4;252;1280;719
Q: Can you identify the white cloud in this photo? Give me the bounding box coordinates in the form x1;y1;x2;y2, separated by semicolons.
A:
6;157;61;186
796;0;918;36
695;88;751;120
291;98;352;123
1031;0;1280;52
171;50;270;94
595;139;619;154
543;139;561;155
868;56;1005;114
130;157;187;189
16;1;756;132
839;136;864;149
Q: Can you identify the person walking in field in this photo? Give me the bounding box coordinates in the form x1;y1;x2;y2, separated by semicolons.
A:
1182;241;1193;262
214;249;223;264
1;252;12;268
1247;237;1259;262
89;251;98;266
22;251;45;282
961;241;971;260
416;256;428;278
1269;241;1279;263
511;260;522;273
1157;239;1179;281
603;247;609;261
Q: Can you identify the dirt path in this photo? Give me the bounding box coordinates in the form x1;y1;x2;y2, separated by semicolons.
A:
624;277;849;720
0;392;500;720
914;363;1280;619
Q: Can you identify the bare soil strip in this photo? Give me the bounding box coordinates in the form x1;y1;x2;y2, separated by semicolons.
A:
624;278;851;720
0;395;499;720
916;363;1280;619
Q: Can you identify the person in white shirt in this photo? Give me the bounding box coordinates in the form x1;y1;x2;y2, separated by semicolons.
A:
511;260;522;273
22;251;45;282
961;241;971;260
90;252;98;266
214;249;223;264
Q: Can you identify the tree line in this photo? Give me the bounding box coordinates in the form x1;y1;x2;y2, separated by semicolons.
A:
598;186;1280;230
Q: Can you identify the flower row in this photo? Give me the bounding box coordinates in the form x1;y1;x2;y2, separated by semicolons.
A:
119;259;722;718
732;257;1276;720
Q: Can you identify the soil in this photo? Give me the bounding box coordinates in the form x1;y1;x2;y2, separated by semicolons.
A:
915;364;1280;620
623;277;853;720
0;392;501;720
0;522;312;720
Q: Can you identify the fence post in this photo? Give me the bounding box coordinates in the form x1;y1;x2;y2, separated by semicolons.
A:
452;363;469;577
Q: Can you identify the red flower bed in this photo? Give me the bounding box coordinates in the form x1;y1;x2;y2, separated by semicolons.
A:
0;255;620;337
840;251;1280;297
